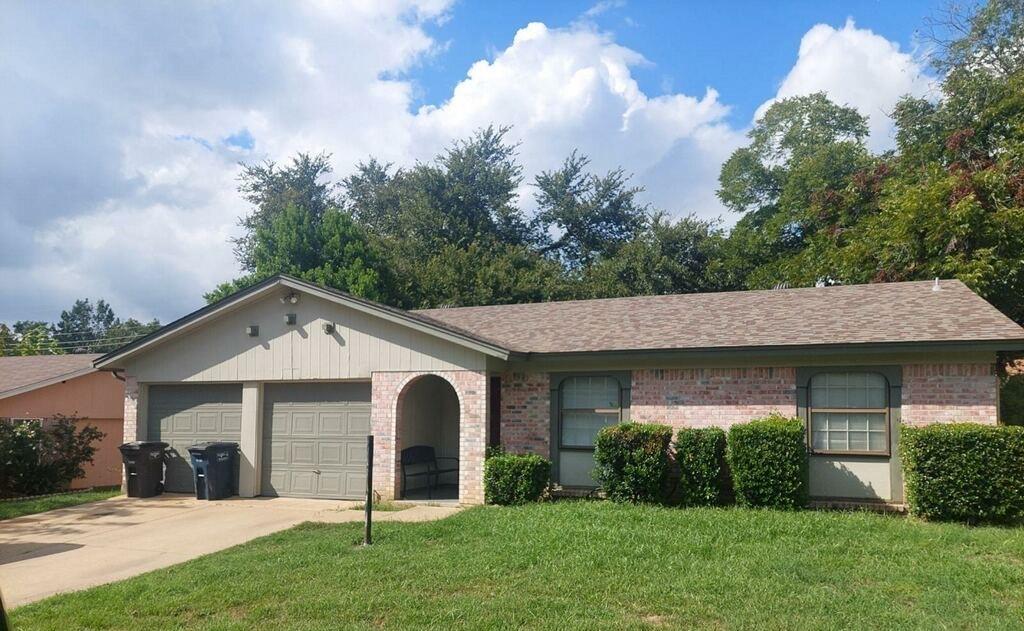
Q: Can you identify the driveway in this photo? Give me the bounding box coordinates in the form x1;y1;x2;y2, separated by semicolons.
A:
0;494;459;607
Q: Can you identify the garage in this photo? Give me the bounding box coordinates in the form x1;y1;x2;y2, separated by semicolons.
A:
147;384;242;493
261;382;371;499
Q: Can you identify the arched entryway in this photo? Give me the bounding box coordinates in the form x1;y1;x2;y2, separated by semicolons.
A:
396;374;461;500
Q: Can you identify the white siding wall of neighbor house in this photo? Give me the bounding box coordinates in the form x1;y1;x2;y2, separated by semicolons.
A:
123;293;486;383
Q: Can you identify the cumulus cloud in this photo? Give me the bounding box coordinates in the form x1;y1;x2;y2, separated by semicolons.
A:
757;19;936;151
0;6;934;323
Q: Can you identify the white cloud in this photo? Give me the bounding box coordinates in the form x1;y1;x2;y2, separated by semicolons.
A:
757;19;936;151
0;7;935;324
412;22;742;216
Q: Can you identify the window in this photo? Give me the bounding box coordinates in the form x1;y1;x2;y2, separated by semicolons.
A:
559;376;622;448
809;372;888;455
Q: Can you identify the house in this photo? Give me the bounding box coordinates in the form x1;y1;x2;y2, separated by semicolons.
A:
0;354;125;488
94;275;1024;505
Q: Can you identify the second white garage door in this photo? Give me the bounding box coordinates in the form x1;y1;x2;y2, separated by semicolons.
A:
261;382;371;499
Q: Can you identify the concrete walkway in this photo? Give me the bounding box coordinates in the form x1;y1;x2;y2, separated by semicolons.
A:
0;494;460;607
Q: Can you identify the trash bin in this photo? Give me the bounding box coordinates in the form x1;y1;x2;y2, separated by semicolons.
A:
187;442;239;500
119;441;168;498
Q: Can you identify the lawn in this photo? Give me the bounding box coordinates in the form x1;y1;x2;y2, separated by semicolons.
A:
0;488;122;521
11;501;1024;630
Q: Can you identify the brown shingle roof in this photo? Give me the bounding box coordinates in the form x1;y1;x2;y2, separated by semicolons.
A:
414;280;1024;354
0;354;101;397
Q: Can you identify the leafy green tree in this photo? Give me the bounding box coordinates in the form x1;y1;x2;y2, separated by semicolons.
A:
52;299;160;353
10;322;61;356
534;151;649;269
578;214;730;298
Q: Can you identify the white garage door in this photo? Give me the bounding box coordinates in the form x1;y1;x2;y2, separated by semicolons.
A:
261;382;371;499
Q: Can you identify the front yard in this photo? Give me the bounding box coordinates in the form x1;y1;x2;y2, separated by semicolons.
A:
11;501;1024;629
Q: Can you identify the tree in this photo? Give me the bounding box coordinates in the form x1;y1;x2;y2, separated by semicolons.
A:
10;322;61;356
534;151;649;269
52;299;160;353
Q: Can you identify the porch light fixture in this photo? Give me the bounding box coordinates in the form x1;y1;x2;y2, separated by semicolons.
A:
246;325;259;337
284;313;297;325
322;322;335;334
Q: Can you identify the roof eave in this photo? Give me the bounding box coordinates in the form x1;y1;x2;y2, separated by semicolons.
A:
0;366;99;401
510;339;1024;363
94;275;510;369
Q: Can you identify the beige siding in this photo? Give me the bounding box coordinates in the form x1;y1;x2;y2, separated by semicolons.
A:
124;293;486;382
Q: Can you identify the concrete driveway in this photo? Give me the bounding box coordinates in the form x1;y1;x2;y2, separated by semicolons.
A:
0;494;459;607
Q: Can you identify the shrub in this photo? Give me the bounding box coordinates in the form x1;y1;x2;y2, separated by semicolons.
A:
0;417;104;498
675;427;729;506
727;414;808;509
594;422;673;503
484;453;551;505
900;423;1024;524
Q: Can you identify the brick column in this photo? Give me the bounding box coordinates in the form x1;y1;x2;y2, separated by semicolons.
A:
371;370;488;505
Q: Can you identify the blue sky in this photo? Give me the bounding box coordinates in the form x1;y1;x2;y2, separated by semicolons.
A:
0;0;942;323
415;1;936;126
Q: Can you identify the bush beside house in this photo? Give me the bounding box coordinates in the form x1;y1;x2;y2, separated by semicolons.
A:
593;422;673;503
484;452;551;505
727;414;808;509
900;423;1024;524
675;427;729;506
0;417;104;498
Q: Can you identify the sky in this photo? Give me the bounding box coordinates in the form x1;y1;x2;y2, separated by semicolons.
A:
0;0;942;324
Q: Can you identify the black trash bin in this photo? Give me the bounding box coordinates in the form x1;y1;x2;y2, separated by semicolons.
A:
119;441;168;498
187;442;239;500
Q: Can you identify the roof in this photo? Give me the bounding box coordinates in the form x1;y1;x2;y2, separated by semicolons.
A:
0;353;101;399
415;279;1024;355
94;275;511;368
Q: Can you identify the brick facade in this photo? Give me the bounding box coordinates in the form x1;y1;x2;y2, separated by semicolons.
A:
630;367;798;430
901;363;999;426
122;376;139;443
499;371;550;456
371;370;488;504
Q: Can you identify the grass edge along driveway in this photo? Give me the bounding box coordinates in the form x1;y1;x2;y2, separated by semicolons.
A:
0;488;122;521
11;501;1024;630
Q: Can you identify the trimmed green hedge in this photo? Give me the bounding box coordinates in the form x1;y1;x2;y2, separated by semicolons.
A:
484;453;551;506
675;427;729;506
900;423;1024;523
594;422;673;503
727;414;808;509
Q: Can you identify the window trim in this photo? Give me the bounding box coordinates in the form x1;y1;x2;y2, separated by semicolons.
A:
797;366;901;459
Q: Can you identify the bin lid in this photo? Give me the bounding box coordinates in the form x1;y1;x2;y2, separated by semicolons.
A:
119;441;169;451
188;441;239;453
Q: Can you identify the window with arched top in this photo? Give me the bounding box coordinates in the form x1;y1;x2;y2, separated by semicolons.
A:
808;371;889;455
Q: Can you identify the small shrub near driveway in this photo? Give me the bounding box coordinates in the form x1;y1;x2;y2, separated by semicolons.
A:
594;422;673;503
484;453;551;505
727;414;808;509
0;417;104;498
675;427;729;506
900;423;1024;524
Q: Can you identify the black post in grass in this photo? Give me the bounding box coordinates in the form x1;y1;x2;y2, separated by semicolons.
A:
364;434;373;546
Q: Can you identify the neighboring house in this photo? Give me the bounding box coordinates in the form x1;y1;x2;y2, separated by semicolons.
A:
94;275;1024;505
0;354;125;488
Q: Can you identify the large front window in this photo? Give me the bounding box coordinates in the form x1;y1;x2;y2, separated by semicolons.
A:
809;372;889;455
559;376;622;448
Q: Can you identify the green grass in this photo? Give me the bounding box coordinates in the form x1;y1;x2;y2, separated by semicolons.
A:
349;500;410;512
0;488;122;521
11;502;1024;629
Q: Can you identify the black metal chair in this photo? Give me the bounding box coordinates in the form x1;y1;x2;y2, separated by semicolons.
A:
400;445;458;499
